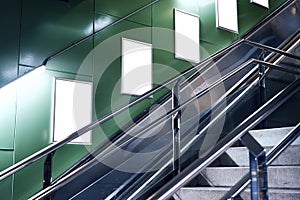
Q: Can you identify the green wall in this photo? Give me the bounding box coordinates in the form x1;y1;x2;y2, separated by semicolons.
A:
0;0;287;199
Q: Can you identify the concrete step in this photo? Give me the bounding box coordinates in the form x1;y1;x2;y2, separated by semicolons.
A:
202;166;300;189
175;187;300;200
226;145;300;166
249;127;300;146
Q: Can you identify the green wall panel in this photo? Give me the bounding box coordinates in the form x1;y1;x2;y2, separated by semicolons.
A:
47;71;93;181
12;69;93;199
127;5;152;26
46;38;93;75
0;84;16;150
95;0;153;26
0;151;13;200
0;176;13;200
238;0;286;35
19;65;35;76
14;71;52;161
93;19;152;114
151;0;286;84
93;18;152;140
20;0;93;67
52;144;90;179
94;12;120;32
13;159;45;200
0;1;21;88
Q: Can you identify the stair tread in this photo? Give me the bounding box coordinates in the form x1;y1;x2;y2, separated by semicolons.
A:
180;187;300;193
176;187;300;200
201;166;300;189
226;145;300;166
248;126;300;146
205;166;300;169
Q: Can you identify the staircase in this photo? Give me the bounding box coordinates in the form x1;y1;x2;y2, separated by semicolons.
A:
175;127;300;200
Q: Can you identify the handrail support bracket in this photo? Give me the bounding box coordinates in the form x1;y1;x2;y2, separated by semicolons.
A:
172;81;181;176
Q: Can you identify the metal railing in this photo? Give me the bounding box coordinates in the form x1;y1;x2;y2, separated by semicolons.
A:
147;76;300;200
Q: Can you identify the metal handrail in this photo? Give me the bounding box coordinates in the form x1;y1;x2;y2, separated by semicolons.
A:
28;59;300;200
221;123;300;200
147;77;300;200
1;36;300;183
42;0;160;64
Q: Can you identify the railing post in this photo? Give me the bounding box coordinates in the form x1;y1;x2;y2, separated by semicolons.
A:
250;153;259;200
172;81;181;176
257;151;268;200
43;152;55;189
241;132;268;200
249;151;268;200
259;50;267;128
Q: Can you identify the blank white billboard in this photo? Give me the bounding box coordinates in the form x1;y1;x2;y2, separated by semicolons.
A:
121;38;152;96
251;0;269;8
216;0;239;33
53;79;92;145
174;9;200;63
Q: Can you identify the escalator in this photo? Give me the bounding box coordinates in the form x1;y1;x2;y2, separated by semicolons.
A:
0;1;300;200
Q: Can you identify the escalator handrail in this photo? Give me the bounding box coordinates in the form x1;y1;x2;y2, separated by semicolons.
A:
1;35;300;184
147;76;300;200
106;59;300;151
28;58;300;200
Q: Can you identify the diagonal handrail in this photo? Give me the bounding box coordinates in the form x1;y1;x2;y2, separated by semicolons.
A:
147;76;300;200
